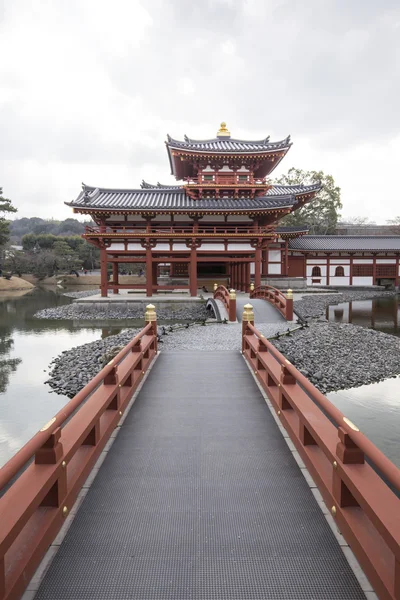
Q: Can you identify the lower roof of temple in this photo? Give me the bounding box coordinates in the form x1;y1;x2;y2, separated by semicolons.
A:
68;182;321;215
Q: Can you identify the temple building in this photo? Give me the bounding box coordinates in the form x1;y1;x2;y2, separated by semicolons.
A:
68;123;400;295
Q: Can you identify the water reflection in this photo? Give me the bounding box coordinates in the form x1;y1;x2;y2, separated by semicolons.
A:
0;334;21;394
327;297;400;336
328;378;400;468
0;287;130;466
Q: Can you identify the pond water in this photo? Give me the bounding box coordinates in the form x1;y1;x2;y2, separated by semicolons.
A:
0;289;399;469
0;287;137;467
327;296;400;337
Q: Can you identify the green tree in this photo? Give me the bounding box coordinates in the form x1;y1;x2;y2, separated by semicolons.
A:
0;187;17;246
274;168;342;234
53;240;82;272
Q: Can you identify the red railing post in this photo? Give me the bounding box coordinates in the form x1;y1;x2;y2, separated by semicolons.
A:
286;288;293;320
145;304;158;354
228;289;236;322
241;303;254;353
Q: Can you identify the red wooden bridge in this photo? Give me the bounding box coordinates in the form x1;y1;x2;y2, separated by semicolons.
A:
0;304;399;600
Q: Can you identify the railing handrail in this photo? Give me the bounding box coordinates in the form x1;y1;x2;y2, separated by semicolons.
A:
242;313;400;600
246;321;400;493
84;226;274;236
250;285;293;321
214;285;236;322
0;323;153;491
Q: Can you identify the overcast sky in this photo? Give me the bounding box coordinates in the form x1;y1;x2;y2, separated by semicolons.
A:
1;0;399;222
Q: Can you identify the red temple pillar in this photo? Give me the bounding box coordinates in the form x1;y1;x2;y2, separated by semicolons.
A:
372;254;377;284
255;246;262;288
326;254;330;286
285;240;289;276
189;246;197;297
244;262;250;293
152;263;158;292
112;262;119;294
146;245;152;297
100;246;108;298
241;262;246;292
349;255;353;285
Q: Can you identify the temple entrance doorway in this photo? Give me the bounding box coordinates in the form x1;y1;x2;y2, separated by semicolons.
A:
197;263;228;290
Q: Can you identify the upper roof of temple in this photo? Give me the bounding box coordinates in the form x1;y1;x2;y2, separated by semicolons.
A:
166;134;291;153
166;123;292;179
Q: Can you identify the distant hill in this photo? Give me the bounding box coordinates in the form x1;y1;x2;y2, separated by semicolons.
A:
9;218;93;243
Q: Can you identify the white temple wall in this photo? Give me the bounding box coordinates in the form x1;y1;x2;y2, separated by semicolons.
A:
227;243;253;250
250;262;255;275
352;276;374;285
268;250;281;262
200;244;225;250
108;243;125;251
268;263;281;275
330;277;350;285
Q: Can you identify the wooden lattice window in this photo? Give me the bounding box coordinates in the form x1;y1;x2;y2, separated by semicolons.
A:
353;264;373;276
335;266;345;277
376;264;396;277
311;266;321;277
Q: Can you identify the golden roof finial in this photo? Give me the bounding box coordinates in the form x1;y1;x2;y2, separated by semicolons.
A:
217;121;231;138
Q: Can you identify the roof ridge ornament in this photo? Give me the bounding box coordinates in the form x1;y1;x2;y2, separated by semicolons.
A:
217;121;231;138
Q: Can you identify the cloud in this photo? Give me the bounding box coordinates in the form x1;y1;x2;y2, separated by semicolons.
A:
1;0;400;222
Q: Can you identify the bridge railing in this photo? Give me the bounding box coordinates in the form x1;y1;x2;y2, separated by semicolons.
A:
0;306;158;600
241;303;400;600
213;284;236;321
250;285;293;320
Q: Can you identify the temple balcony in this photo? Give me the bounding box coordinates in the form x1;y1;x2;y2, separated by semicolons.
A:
83;224;276;239
183;176;271;199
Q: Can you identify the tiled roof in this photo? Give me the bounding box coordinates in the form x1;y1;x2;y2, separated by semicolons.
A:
166;134;292;153
140;180;181;190
267;183;322;196
289;236;400;251
68;185;297;213
140;181;321;197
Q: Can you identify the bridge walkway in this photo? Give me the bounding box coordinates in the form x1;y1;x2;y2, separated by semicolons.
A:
235;295;287;323
34;351;365;600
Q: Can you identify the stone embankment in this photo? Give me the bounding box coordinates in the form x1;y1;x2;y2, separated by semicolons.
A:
272;321;400;394
269;290;400;393
35;302;210;322
62;290;99;299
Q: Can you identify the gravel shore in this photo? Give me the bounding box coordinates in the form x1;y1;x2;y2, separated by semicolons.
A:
272;320;400;394
294;289;397;320
44;290;400;398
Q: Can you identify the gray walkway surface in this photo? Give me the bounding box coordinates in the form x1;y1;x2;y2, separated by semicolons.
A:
236;296;286;323
35;352;365;600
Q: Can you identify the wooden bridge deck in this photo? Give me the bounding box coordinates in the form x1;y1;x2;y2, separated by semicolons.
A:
236;296;287;323
33;351;366;600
